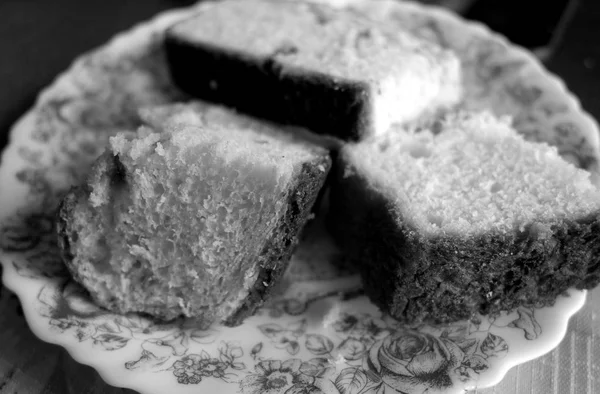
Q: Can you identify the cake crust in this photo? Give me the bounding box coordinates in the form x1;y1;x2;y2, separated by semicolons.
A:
224;158;330;325
165;33;372;141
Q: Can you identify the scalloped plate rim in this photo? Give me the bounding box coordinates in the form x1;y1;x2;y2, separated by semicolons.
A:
0;256;589;393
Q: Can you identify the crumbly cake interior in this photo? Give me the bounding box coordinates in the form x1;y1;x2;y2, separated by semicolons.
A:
347;111;600;236
172;0;462;135
67;103;320;319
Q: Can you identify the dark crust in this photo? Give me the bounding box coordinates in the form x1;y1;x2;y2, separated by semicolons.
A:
56;153;121;309
328;154;600;324
164;16;373;142
56;153;142;318
56;185;90;289
223;153;332;326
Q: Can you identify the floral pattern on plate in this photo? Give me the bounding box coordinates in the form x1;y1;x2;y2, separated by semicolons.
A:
20;244;572;394
0;1;592;393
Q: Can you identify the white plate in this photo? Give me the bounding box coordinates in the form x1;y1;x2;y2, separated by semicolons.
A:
0;1;596;393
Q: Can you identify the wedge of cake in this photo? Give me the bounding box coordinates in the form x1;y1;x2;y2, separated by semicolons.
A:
164;0;461;141
328;111;600;323
57;102;331;325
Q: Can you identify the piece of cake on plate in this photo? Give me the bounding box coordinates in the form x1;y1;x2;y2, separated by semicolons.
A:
57;102;331;325
328;111;600;323
165;0;462;141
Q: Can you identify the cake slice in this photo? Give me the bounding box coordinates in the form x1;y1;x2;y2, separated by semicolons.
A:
328;111;600;324
164;0;461;141
57;102;331;325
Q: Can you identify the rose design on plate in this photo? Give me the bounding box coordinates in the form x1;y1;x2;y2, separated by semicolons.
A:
367;329;464;393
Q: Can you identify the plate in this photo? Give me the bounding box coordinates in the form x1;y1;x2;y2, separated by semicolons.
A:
0;1;595;393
